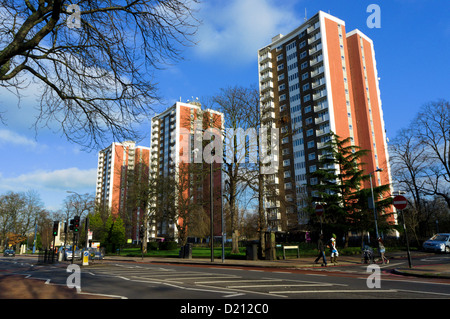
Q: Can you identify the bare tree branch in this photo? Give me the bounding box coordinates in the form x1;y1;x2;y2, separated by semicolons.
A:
0;0;200;149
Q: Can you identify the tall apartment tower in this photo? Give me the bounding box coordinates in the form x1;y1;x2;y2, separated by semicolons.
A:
258;11;393;231
95;141;150;240
149;101;224;240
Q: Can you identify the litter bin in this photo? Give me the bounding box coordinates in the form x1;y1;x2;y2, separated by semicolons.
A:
180;243;192;259
184;243;192;259
246;242;258;261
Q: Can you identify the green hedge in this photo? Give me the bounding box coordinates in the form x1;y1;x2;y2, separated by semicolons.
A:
158;241;178;250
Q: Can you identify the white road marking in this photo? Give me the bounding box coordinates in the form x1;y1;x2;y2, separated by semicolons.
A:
270;289;398;294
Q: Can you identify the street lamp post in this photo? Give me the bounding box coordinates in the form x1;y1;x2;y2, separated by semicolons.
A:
369;168;383;241
210;157;214;263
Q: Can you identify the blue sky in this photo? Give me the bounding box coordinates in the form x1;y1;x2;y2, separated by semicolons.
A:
1;0;449;211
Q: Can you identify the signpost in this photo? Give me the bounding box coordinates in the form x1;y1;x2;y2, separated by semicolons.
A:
393;195;412;268
315;204;324;234
82;250;89;266
393;195;407;210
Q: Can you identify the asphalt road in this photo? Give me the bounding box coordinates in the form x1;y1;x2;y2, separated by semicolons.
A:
1;255;449;300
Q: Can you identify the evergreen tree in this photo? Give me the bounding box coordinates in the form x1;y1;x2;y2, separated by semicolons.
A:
309;133;392;246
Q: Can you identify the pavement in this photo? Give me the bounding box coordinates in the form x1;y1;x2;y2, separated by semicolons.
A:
1;250;448;299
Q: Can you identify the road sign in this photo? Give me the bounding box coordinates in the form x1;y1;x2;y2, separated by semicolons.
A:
82;250;89;266
315;204;324;216
393;195;407;210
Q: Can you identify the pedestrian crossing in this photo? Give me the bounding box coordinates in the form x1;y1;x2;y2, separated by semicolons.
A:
86;263;397;298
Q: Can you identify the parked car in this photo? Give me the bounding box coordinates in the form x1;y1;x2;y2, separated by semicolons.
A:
86;247;104;260
423;233;450;253
64;248;82;260
3;249;15;257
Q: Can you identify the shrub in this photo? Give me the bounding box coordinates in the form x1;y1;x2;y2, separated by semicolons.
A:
147;242;158;250
159;241;178;250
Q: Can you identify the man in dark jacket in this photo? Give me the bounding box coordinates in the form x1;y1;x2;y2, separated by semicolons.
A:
314;234;327;267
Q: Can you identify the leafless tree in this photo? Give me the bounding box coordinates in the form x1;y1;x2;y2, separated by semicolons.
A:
413;99;450;207
63;191;94;220
389;127;429;213
389;99;450;240
0;0;199;148
210;86;257;254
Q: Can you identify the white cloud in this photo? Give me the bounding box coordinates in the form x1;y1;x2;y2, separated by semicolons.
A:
0;167;97;192
194;0;300;64
0;129;38;147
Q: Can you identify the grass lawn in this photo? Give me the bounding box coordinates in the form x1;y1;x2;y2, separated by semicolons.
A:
110;243;364;259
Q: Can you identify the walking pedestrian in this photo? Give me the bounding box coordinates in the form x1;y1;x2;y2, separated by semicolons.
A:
378;237;389;264
314;234;327;267
329;234;339;264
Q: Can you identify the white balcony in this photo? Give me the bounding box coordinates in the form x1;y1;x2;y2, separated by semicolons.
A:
316;127;331;137
308;32;322;45
307;22;320;34
260;71;273;83
315;114;329;125
312;76;326;89
261;91;274;102
261;111;276;122
311;66;324;78
309;43;322;55
260;81;274;93
310;54;323;67
259;51;272;64
317;141;329;149
266;201;281;209
261;101;275;112
314;101;328;112
267;212;282;221
313;89;327;101
259;61;273;73
266;175;279;184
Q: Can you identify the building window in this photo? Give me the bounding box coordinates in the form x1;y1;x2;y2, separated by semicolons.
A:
286;41;296;51
300;51;307;59
277;64;284;71
306;129;314;137
307;140;315;148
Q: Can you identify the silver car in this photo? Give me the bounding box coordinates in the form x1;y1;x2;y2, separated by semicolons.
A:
65;249;82;260
423;233;450;253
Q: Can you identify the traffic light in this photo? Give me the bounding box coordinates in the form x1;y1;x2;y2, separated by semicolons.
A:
52;221;59;237
73;215;80;233
69;219;74;231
